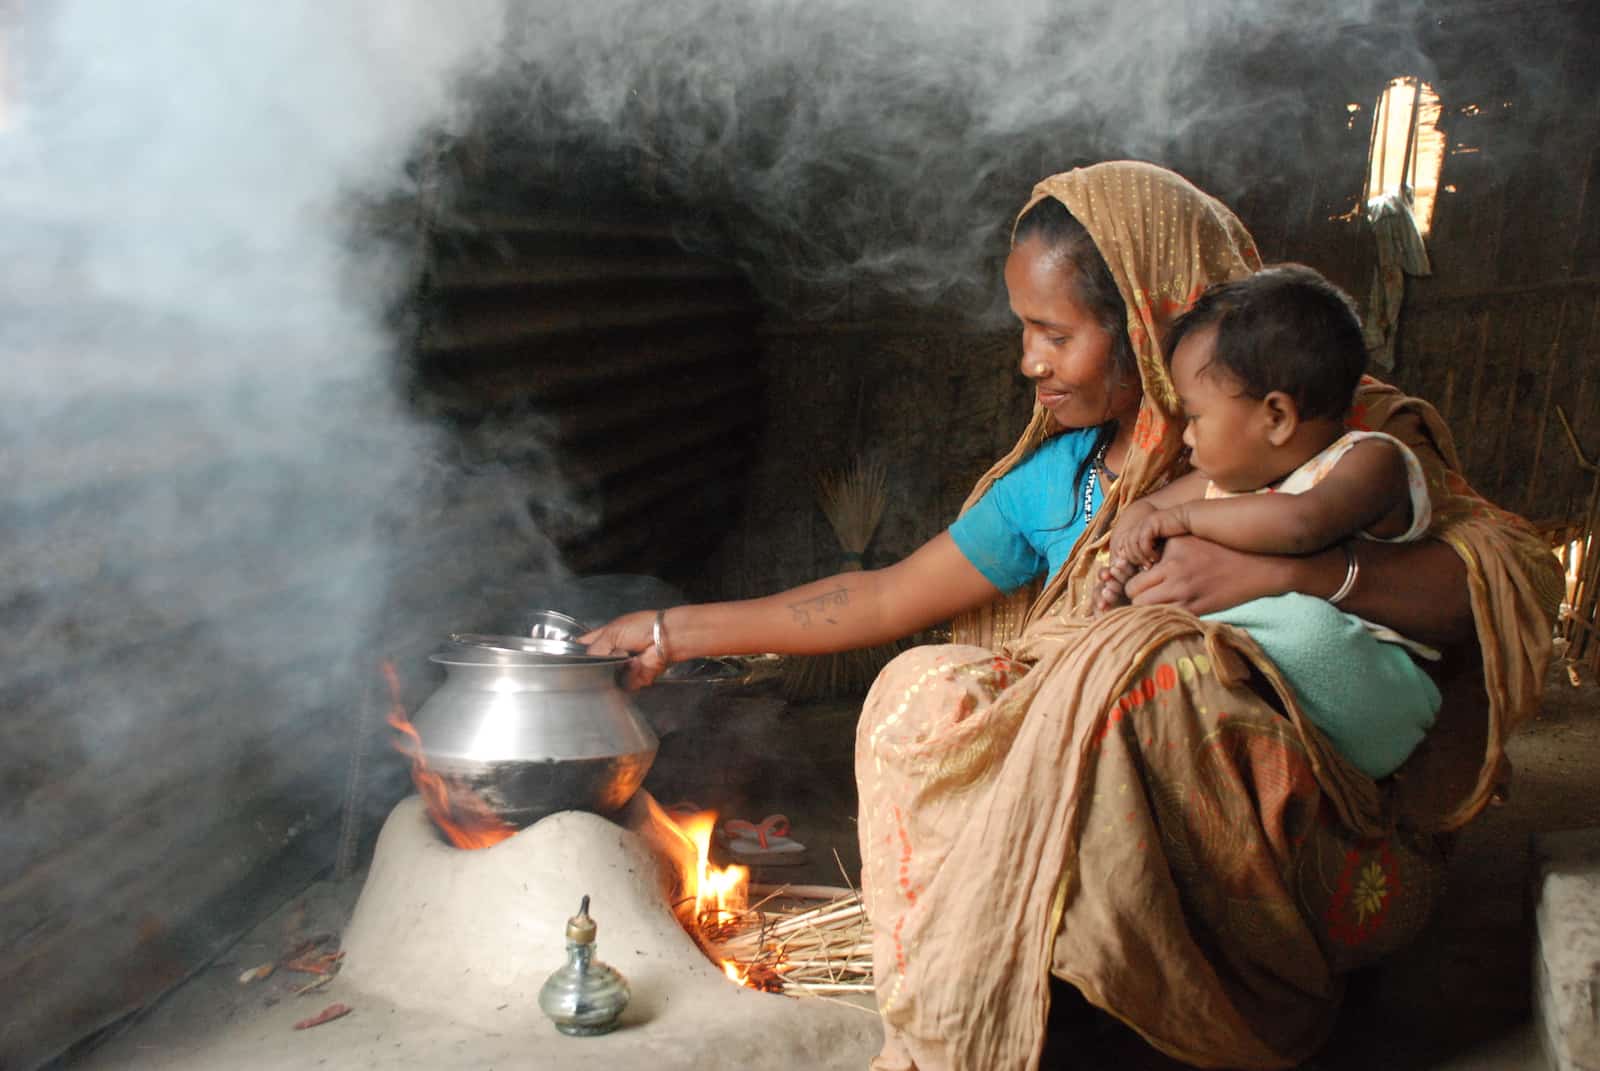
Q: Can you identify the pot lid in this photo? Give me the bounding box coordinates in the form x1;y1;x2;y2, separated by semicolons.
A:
435;633;628;668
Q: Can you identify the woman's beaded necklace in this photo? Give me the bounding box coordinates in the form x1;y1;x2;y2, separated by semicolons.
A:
1082;439;1111;524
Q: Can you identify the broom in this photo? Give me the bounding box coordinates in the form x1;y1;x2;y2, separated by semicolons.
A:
782;457;904;700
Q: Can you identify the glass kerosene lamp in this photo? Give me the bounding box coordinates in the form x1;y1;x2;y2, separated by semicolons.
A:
538;895;630;1035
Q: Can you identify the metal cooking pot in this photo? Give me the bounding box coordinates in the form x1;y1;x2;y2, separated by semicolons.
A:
412;634;658;827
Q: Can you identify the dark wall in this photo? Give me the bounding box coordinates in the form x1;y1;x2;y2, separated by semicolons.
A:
1389;5;1600;523
704;0;1599;601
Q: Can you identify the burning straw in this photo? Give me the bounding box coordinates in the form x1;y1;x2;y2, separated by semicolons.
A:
667;811;875;1001
702;882;874;1001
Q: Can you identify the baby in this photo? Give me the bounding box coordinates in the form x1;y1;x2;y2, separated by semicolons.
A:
1098;264;1440;779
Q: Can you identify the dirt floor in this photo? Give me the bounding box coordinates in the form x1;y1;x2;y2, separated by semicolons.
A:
64;658;1600;1070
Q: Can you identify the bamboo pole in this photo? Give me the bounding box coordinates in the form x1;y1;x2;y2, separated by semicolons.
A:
1491;316;1527;503
1563;298;1600;522
1522;295;1572;517
1460;311;1494;478
1554;405;1600;664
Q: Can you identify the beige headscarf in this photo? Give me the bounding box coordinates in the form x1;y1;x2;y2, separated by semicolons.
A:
953;160;1262;644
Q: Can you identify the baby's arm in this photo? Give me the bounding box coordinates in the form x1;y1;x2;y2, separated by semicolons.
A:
1099;470;1209;612
1156;439;1413;556
1107;471;1209;568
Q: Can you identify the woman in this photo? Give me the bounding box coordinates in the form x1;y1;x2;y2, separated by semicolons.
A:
583;161;1559;1069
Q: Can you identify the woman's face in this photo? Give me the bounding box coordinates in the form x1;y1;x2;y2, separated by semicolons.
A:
1005;236;1140;431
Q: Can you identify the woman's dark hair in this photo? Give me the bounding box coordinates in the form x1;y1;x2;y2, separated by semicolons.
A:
1165;263;1366;422
1013;196;1138;515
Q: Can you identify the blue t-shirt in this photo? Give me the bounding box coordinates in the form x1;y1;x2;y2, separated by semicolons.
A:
949;428;1104;594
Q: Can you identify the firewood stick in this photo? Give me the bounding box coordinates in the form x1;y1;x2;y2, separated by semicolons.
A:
749;883;857;900
765;901;862;931
795;993;881;1015
293;975;335;996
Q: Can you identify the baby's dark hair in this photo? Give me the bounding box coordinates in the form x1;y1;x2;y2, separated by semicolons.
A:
1165;264;1366;422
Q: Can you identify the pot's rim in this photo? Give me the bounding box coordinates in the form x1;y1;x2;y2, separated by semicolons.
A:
434;633;628;668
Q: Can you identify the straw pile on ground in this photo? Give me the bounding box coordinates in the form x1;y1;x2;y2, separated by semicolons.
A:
701;884;874;1002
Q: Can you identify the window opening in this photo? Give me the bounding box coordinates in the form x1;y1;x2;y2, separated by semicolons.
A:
0;0;20;134
1364;76;1445;235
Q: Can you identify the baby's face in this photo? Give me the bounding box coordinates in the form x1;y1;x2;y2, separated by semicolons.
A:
1171;324;1275;493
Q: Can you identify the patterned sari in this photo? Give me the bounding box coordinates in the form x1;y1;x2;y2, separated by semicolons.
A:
855;162;1561;1070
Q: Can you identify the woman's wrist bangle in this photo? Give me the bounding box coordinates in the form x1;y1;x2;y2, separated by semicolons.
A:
653;608;674;663
1328;544;1360;606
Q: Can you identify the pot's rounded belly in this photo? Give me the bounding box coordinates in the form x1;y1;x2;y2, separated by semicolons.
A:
425;752;656;828
412;678;658;827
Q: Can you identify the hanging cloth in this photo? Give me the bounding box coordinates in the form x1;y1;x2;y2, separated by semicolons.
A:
1363;190;1433;373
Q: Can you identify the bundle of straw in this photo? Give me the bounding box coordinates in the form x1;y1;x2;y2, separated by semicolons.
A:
818;458;888;571
784;457;904;699
705;885;875;1000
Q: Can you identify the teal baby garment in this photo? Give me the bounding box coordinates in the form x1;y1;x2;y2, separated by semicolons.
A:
1205;592;1440;778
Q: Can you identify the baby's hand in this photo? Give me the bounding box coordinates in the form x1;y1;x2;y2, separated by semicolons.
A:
1107;500;1157;574
1129;506;1193;567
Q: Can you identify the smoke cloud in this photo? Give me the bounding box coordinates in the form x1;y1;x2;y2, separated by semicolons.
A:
0;0;514;905
478;0;1425;318
0;0;1439;846
0;0;1440;855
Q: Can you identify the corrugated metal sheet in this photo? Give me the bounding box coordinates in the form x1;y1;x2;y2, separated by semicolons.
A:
411;207;765;575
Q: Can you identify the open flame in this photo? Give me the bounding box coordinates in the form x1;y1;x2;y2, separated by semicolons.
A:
667;809;751;983
382;660;516;850
673;810;749;926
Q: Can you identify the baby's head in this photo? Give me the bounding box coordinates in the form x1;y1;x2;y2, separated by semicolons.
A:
1165;264;1366;492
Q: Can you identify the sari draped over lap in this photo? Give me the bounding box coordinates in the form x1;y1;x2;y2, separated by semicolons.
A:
855;162;1562;1070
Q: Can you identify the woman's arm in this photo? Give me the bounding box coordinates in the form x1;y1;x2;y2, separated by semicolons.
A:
582;532;1002;687
1123;535;1474;649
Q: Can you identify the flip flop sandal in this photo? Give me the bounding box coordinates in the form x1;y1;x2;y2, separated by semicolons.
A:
718;814;808;866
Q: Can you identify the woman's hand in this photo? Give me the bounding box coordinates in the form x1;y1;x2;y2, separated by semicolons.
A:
580;610;670;691
1123;535;1294;615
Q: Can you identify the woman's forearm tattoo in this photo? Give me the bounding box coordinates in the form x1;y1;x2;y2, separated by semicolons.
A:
788;586;849;628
